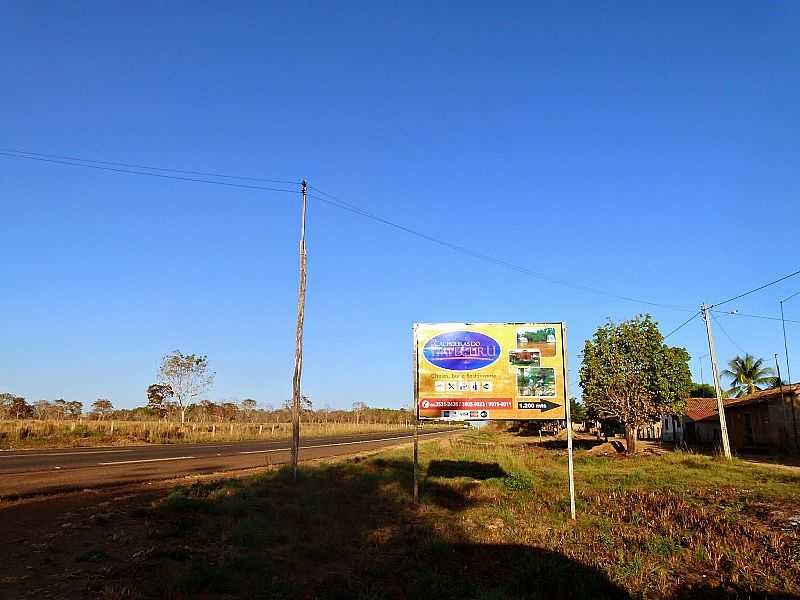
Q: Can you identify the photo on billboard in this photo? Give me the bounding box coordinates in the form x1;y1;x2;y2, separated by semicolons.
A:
516;367;556;397
508;348;541;367
516;326;557;357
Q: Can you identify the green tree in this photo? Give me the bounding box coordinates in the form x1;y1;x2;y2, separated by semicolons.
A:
66;400;83;419
580;314;691;454
0;393;34;419
569;397;587;423
158;351;215;424
721;354;775;397
690;382;717;398
91;398;114;420
146;383;174;419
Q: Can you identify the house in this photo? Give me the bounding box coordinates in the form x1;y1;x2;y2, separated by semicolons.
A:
693;384;800;455
663;385;800;454
662;397;724;443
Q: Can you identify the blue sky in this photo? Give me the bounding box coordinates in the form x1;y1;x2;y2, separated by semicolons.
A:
2;2;799;410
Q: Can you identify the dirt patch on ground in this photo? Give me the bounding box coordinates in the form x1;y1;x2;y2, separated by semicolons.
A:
586;440;627;456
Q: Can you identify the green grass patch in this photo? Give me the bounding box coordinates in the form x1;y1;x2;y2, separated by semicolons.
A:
110;431;800;600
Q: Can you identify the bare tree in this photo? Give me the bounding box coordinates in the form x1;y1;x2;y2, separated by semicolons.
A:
352;401;368;425
33;399;54;420
158;351;215;424
240;398;257;421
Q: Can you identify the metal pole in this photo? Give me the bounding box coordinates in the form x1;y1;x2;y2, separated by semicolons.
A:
702;303;732;458
561;324;576;520
774;355;795;451
291;180;308;481
412;325;420;503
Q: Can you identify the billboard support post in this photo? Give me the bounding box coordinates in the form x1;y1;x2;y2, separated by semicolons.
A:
413;415;419;503
412;326;420;503
561;325;576;520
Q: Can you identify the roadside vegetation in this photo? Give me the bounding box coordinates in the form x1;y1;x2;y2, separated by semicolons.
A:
1;349;418;449
6;430;798;599
0;418;420;449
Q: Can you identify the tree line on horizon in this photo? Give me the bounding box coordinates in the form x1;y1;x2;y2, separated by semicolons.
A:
1;350;412;425
0;393;412;426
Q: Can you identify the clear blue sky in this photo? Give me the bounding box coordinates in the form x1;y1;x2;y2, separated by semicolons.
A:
2;2;799;410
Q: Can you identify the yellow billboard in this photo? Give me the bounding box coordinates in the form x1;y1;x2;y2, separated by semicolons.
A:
414;323;568;420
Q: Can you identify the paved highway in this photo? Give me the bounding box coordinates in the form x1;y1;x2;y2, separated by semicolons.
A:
0;429;457;498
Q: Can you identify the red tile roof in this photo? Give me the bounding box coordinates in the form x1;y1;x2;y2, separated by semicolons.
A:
685;397;727;422
693;383;799;423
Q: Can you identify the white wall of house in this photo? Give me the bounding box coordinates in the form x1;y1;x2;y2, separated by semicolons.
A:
662;415;683;443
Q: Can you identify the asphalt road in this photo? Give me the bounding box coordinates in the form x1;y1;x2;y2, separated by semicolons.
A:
0;429;458;498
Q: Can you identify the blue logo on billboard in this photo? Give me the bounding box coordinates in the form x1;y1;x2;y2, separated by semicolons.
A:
422;331;501;371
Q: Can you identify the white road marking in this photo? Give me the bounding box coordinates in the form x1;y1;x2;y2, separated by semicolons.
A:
97;456;196;466
0;449;133;458
237;431;447;455
186;444;235;449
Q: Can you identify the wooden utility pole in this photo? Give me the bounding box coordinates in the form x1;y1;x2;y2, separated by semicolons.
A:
291;180;308;481
701;303;732;458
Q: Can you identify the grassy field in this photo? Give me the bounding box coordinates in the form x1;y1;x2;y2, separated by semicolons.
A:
0;419;418;449
4;430;800;599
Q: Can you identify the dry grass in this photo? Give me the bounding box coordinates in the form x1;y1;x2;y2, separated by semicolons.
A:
5;431;800;599
0;419;416;449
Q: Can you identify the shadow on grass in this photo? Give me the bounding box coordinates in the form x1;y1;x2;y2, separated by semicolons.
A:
532;439;624;452
128;456;629;600
427;459;506;479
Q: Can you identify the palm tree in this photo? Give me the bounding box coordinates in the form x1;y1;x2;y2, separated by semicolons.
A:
721;354;775;397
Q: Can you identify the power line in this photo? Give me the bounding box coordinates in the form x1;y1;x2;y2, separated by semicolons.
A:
0;151;299;195
663;311;701;340
781;290;800;303
0;148;300;185
710;269;800;309
711;309;800;324
306;190;695;312
711;312;746;354
0;150;715;313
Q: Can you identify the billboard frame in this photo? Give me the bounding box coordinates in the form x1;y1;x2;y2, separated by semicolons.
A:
411;322;576;519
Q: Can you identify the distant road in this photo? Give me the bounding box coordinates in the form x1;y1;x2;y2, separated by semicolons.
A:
0;429;458;498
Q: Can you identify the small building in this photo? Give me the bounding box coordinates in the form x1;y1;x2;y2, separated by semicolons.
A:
694;384;800;455
664;385;800;455
662;397;723;443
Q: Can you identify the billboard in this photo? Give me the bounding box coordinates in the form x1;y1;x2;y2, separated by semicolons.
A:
414;323;568;421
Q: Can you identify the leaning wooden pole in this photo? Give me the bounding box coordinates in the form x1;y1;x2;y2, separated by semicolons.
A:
291;180;308;481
